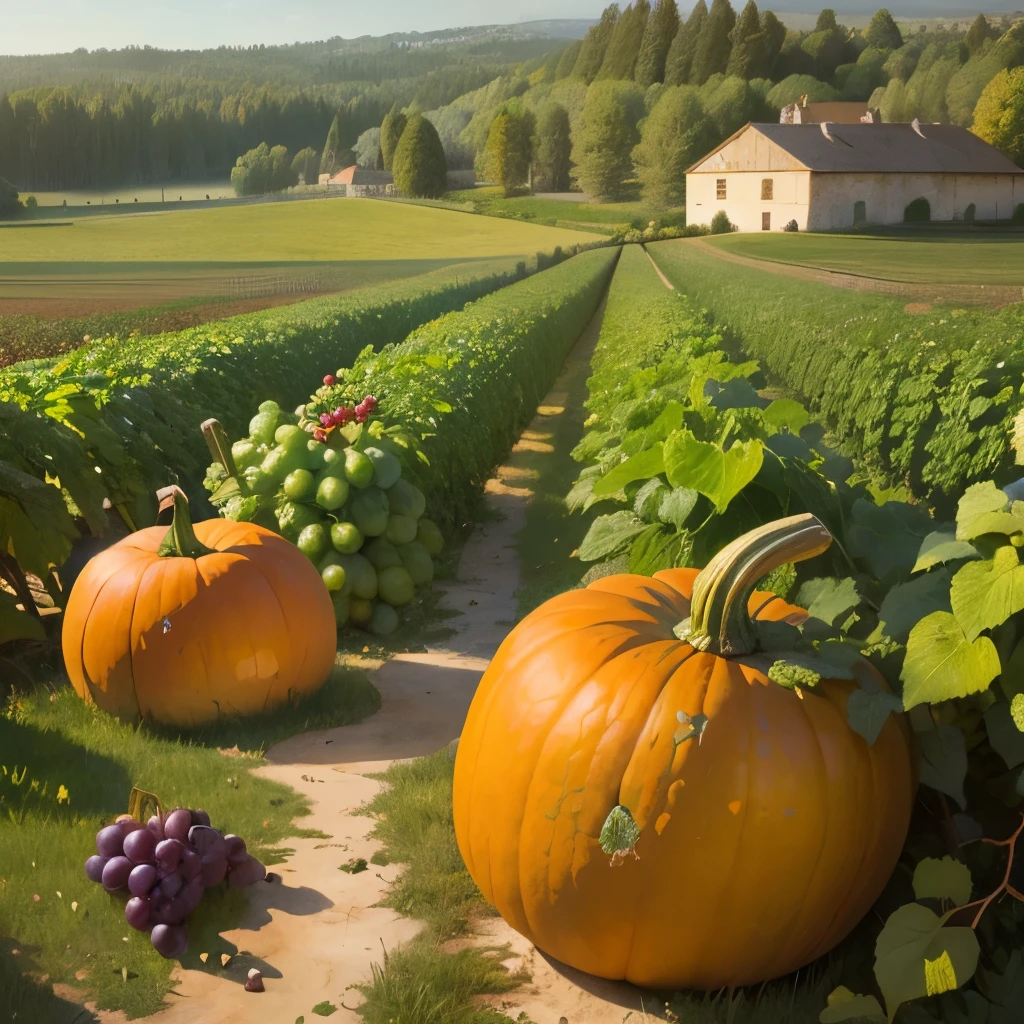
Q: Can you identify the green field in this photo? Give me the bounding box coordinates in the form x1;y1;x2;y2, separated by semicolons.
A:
0;197;594;263
705;231;1024;286
22;180;235;207
447;187;685;233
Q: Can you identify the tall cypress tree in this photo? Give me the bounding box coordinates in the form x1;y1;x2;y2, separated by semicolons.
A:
392;113;447;198
816;9;838;32
483;102;535;196
634;0;681;87
754;10;787;79
965;13;994;55
597;0;651;81
380;102;407;172
318;114;340;176
664;0;707;86
864;9;903;51
571;83;638;201
691;0;737;85
534;102;572;192
555;39;584;79
573;5;621;84
726;1;763;80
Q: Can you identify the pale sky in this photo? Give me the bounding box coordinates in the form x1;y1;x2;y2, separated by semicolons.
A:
3;1;614;56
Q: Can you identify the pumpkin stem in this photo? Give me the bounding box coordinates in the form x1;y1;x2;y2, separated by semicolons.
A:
158;487;216;560
679;514;832;656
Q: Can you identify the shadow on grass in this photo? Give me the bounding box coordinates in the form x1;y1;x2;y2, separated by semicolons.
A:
1;939;99;1024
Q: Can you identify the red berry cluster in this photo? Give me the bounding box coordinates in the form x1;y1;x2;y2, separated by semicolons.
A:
313;393;378;443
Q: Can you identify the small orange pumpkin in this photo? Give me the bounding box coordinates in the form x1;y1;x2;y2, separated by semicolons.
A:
453;514;915;990
63;487;336;727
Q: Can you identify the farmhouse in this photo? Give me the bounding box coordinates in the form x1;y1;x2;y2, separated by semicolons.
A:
779;98;877;124
686;121;1024;233
316;166;396;196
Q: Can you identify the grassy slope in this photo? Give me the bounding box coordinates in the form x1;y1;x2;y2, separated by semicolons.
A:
0;199;596;263
1;666;377;1019
448;187;685;233
706;232;1024;286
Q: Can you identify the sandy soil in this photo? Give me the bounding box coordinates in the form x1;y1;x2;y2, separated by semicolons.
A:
116;305;666;1024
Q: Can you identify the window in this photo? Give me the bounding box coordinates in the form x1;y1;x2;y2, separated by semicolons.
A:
762;212;771;231
716;178;727;200
761;178;774;201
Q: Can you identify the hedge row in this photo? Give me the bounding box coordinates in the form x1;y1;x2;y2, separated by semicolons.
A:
647;240;1024;513
308;246;621;531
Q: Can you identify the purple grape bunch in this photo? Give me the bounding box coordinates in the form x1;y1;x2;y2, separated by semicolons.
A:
84;808;267;959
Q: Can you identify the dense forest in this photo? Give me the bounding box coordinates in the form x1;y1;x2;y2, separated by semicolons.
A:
2;6;1024;196
0;28;565;191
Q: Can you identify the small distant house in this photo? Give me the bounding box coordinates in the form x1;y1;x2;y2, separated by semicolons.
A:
328;166;396;197
686;120;1024;233
780;96;879;125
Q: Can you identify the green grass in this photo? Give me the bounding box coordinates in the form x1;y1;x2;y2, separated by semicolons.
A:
0;198;595;264
354;750;532;1024
0;666;377;1019
706;231;1024;286
447;187;685;235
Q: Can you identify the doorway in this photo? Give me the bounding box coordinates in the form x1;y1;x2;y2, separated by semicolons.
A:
854;200;867;225
762;212;771;231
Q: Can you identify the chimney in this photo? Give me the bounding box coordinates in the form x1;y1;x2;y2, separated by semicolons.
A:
820;121;835;142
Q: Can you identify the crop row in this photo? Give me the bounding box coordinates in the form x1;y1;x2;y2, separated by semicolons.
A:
306;245;620;531
645;240;1024;512
564;244;1024;1022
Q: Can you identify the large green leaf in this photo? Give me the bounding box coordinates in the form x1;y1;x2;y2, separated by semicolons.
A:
1013;693;1024;733
983;701;1024;770
878;569;952;644
956;480;1010;540
657;487;698;530
847;499;933;582
913;531;980;574
916;724;969;808
0;591;47;646
847;690;903;746
763;398;810;435
874;904;980;1021
950;545;1024;642
591;443;665;497
804;578;861;627
902;612;1000;710
663;430;763;514
912;856;974;907
640;402;684;448
577;511;649;563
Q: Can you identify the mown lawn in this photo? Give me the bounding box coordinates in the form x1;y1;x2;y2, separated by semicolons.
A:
705;230;1024;286
0;198;595;263
447;187;685;233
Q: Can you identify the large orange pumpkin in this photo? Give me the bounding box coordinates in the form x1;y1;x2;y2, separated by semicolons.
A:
453;514;915;990
63;487;336;727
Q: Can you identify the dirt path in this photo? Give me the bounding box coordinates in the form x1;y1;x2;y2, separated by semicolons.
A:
690;236;1024;306
130;293;662;1024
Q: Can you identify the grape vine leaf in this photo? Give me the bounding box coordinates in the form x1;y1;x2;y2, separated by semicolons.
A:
577;511;648;562
877;569;952;644
949;545;1024;642
983;701;1024;770
657;487;699;529
913;531;980;574
916;724;969;809
912;857;974;907
804;577;861;627
640;402;684;448
763;398;810;435
663;430;763;514
818;986;885;1023
847;690;903;746
958;511;1024;542
901;612;1000;710
873;903;980;1021
592;443;666;497
633;478;670;521
955;481;1010;540
628;524;690;576
847;499;933;582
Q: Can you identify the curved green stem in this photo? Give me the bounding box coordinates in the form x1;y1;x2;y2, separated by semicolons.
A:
679;513;833;656
158;486;215;559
